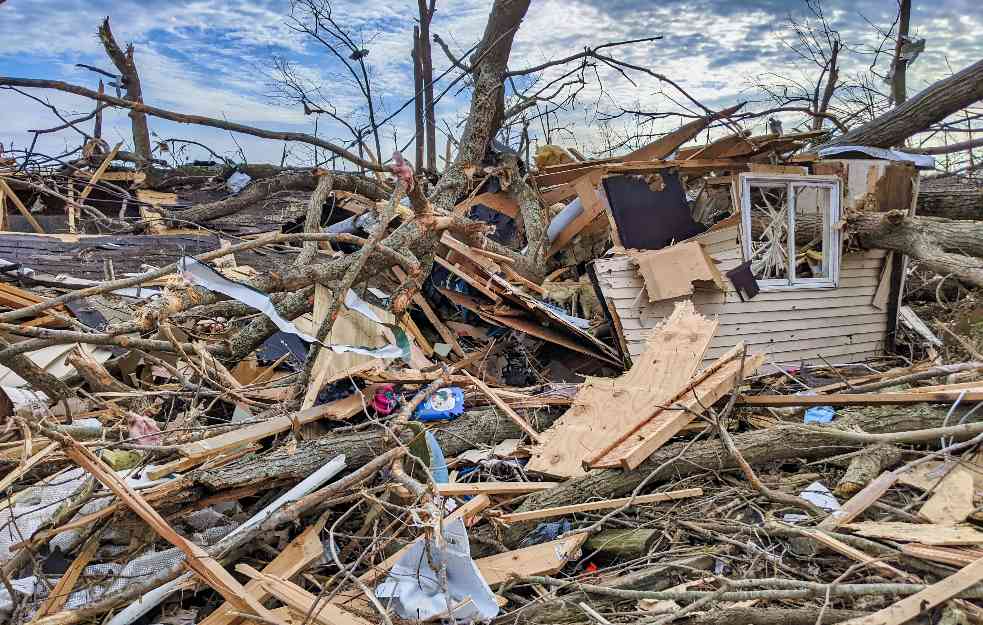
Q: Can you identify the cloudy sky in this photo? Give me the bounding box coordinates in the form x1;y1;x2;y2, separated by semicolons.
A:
0;0;980;166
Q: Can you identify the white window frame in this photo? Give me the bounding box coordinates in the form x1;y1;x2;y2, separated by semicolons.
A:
739;173;842;291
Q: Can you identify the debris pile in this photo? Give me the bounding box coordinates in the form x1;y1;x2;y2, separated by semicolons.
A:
2;5;983;625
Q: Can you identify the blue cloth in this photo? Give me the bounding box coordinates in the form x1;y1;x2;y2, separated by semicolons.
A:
805;406;836;424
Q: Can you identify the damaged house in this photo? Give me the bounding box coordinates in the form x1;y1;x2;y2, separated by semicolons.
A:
586;150;931;368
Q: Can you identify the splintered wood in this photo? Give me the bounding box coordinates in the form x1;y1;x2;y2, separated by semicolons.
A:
527;302;718;478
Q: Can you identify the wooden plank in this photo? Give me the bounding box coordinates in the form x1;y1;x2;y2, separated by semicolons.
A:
595;351;766;470
617;306;884;330
487;313;618;364
738;392;983;407
237;564;372;625
456;192;519;218
802;528;912;580
494;488;704;524
547;172;606;258
474;533;589;586
463;370;542;443
818;471;899;530
30;529;102;620
396;482;557;497
899;544;983;567
615;295;879;318
177;394;365;460
76;142;122;205
61;436;285;624
0;178;45;234
434;255;501;302
526;302;717;478
844;522;983;546
393;265;465;358
838;555;983;625
626;322;888;346
200;519;328;625
871;252;893;310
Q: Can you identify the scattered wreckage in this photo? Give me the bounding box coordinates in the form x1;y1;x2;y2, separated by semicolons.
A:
2;6;983;625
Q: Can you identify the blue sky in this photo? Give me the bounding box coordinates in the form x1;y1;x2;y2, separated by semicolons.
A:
1;0;980;166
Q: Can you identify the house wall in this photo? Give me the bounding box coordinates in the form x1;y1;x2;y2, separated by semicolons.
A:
594;221;891;369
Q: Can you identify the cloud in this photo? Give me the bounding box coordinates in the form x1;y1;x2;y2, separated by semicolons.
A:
2;0;981;164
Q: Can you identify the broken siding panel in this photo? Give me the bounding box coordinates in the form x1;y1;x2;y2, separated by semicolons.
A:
596;242;890;367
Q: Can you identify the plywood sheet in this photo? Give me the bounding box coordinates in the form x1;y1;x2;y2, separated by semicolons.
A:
526;302;717;478
630;241;726;302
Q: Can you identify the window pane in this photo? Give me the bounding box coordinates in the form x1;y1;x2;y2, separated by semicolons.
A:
791;185;831;280
747;183;789;281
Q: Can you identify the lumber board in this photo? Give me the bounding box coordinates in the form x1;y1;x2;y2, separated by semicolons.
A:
237;565;372;625
61;437;285;624
899;544;983;568
737;392;983;407
801;528;911;580
456;192;519;218
547;172;606;258
593;350;766;470
393;265;465;357
31;529;101;619
434;254;501;302
199;516;327;625
0;178;44;234
526;302;717;478
494;488;704;523
839;555;983;625
395;481;558;497
843;522;983;546
819;471;899;530
176;394;365;460
474;533;589;586
463;370;542;442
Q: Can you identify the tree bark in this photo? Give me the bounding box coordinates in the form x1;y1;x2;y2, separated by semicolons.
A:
161;170;385;226
847;210;983;287
192;405;559;490
916;176;983;219
98;18;151;163
822;58;983;148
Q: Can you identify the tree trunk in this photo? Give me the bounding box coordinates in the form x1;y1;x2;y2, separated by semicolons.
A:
916;177;983;219
417;0;437;172
847;210;983;287
98;18;151;163
497;404;982;548
161;170;387;226
822;58;983;148
192;405;559;490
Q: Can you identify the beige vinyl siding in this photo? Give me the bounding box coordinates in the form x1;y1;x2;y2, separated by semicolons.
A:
595;223;889;367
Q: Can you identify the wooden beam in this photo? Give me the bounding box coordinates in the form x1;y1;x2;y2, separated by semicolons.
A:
200;518;328;625
395;481;557;498
818;471;898;530
236;564;372;625
455;192;519;218
76;142;122;205
738;392;983;406
176;394;365;460
434;255;501;302
60;436;285;624
494;488;704;524
546;172;606;258
838;555;983;625
30;529;101;620
0;178;45;234
392;265;465;357
463;370;542;443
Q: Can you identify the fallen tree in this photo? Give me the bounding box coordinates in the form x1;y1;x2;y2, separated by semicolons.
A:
495;404;983;548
